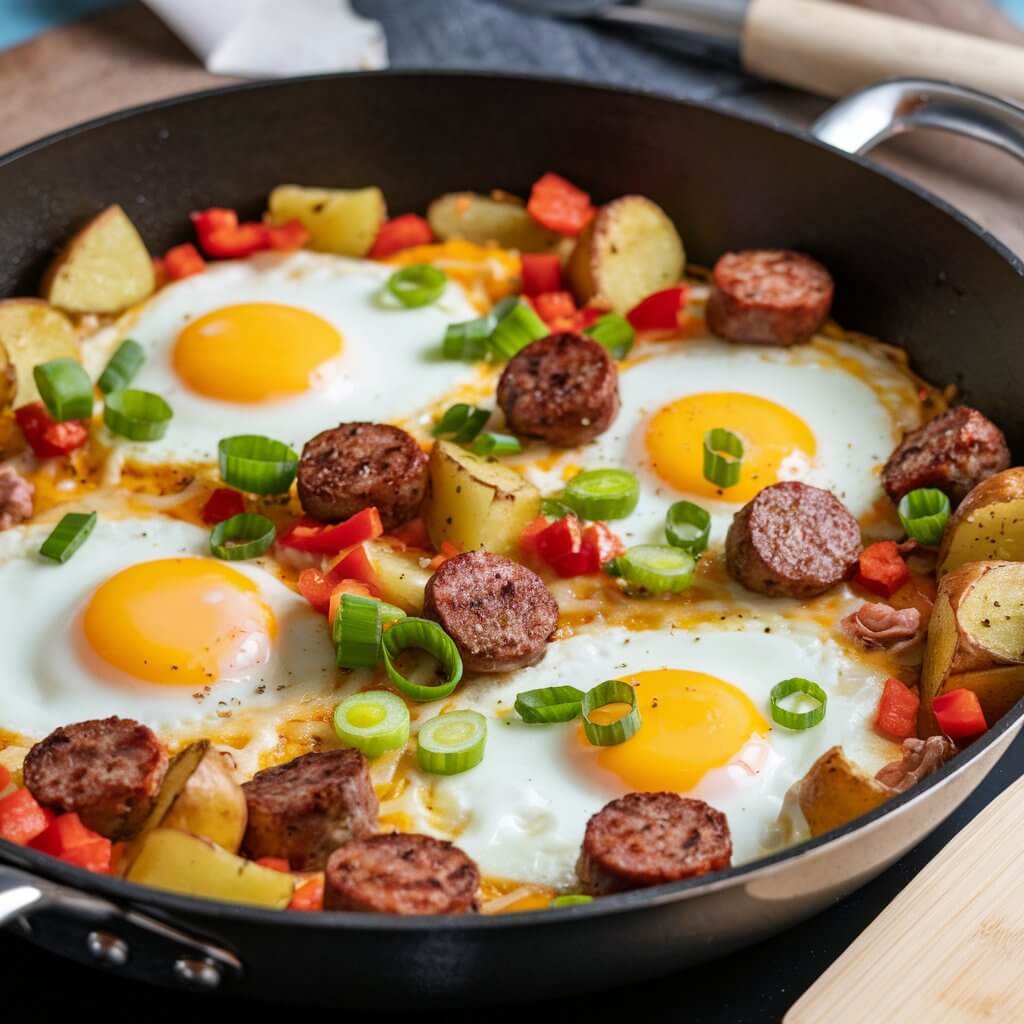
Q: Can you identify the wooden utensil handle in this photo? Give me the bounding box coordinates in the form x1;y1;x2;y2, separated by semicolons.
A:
742;0;1024;103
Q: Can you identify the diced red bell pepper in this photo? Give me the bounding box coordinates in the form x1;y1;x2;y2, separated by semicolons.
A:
191;207;269;259
255;856;291;872
289;875;325;911
531;291;577;326
527;173;594;236
0;765;10;793
327;580;376;626
520;253;563;295
0;788;52;846
854;541;910;598
163;242;206;281
586;521;626;565
933;688;988;741
201;487;245;525
627;286;688;331
519;516;550;559
428;540;461;571
369;214;433;259
14;402;89;459
328;544;381;591
387;517;430;550
875;677;920;741
30;812;112;873
265;219;310;252
297;567;335;615
277;508;384;555
533;515;624;578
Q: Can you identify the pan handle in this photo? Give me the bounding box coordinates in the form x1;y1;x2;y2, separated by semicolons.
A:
0;863;242;991
810;77;1024;164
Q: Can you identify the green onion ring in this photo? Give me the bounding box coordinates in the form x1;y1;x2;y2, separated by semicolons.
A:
333;690;410;757
218;435;298;495
584;312;635;359
97;339;145;395
563;468;640;521
442;315;494;360
613;544;696;594
209;513;276;561
581;679;641;747
39;511;97;563
769;677;828;731
416;710;487;775
382;617;463;702
665;500;711;555
515;685;585;724
34;359;94;422
335;593;384;669
550;894;593;908
489;299;549;360
703;427;743;489
432;403;490;443
331;596;405;647
471;432;522;457
897;488;952;546
103;389;173;441
386;264;447;308
541;497;575;520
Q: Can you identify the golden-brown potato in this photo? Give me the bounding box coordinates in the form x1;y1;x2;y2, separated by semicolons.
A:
567;195;685;313
920;560;1024;732
427;192;561;252
124;828;294;908
938;468;1024;575
0;299;80;408
41;205;155;314
0;343;15;414
797;746;893;837
425;440;540;556
267;184;385;257
364;540;431;613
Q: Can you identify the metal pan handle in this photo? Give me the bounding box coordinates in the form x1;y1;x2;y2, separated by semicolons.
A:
810;77;1024;164
0;863;241;991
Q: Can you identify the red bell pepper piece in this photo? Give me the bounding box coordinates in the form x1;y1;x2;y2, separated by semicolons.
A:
369;214;433;259
14;402;89;459
255;856;291;872
875;677;920;741
0;765;10;793
0;788;52;846
933;688;988;741
533;515;623;578
527;173;594;236
265;219;310;252
519;516;550;559
388;517;430;550
627;286;688;331
191;207;269;259
30;812;112;874
328;544;380;590
427;540;461;571
586;521;626;565
201;487;245;525
854;541;910;598
297;567;335;615
289;875;325;911
277;508;384;555
163;242;206;281
520;253;563;295
531;291;577;326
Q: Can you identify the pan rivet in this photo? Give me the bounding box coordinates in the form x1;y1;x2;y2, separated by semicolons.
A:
86;930;129;967
173;957;222;991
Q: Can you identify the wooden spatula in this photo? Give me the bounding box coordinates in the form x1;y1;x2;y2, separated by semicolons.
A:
785;772;1024;1023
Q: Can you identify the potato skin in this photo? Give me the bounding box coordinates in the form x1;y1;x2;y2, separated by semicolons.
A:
0;299;80;409
938;467;1024;575
797;746;893;837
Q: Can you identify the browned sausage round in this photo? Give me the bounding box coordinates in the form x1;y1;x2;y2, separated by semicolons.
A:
496;332;620;447
23;717;168;840
725;481;862;599
881;405;1010;506
324;833;480;915
242;748;378;870
297;422;428;531
423;550;559;673
577;792;732;896
706;250;833;346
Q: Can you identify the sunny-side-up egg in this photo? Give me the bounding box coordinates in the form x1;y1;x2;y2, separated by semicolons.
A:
383;622;903;891
81;251;485;466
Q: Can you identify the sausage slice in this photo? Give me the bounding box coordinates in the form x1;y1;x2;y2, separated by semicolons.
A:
578;792;732;895
706;250;833;346
242;748;378;870
881;405;1010;506
324;833;480;915
496;332;620;447
725;481;862;599
297;422;428;531
423;550;559;673
23;717;168;840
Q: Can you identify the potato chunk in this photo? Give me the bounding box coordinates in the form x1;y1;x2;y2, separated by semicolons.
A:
0;299;80;408
365;540;431;613
427;192;561;252
425;440;540;556
567;195;685;313
267;185;385;257
42;205;155;314
938;468;1024;575
797;746;893;837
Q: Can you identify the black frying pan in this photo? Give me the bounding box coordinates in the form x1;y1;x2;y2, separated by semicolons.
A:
1;71;1024;1006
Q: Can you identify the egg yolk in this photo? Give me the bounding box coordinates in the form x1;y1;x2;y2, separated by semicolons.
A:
579;669;770;792
645;392;816;502
82;558;276;686
173;302;342;403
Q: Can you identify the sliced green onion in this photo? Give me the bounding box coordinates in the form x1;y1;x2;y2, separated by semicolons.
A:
387;264;447;308
416;710;487;775
584;313;635;359
34;359;93;422
335;593;384;669
103;389;172;441
898;488;951;545
613;544;696;594
333;690;410;757
331;597;405;647
39;511;97;563
472;432;522;457
97;339;145;395
563;468;639;521
489;299;549;360
218;435;298;495
581;679;641;747
542;497;575;520
770;677;828;731
665;500;711;555
432;403;490;443
382;617;463;702
550;894;593;908
442;315;493;360
515;685;585;724
703;428;743;489
209;513;276;561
